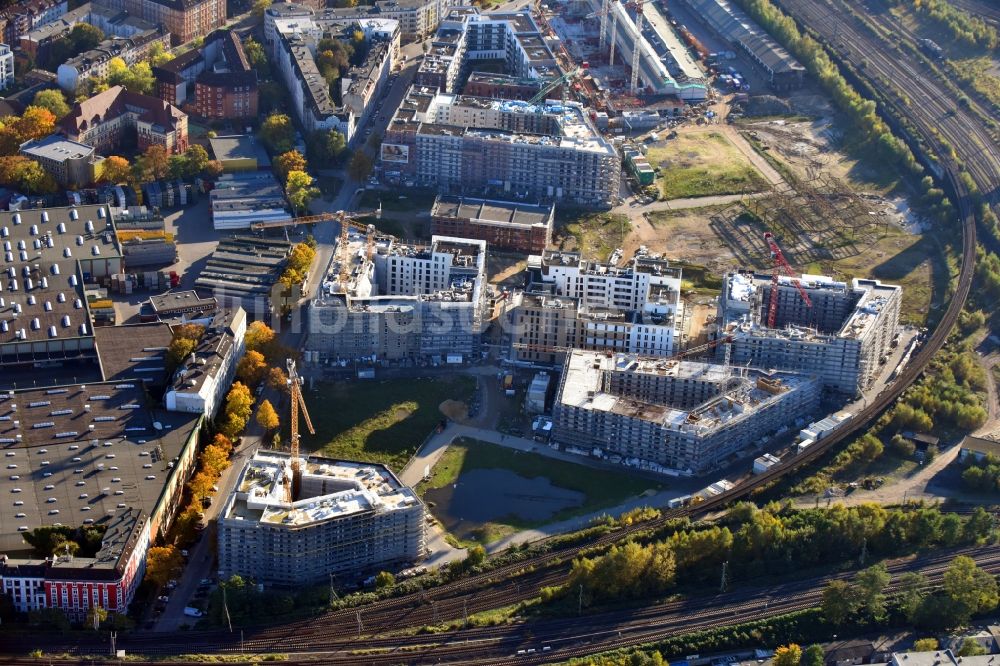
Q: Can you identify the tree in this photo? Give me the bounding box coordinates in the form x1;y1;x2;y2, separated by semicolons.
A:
147;41;172;67
267;366;289;393
166;323;205;369
958;639;988;657
32;89;70;119
275;149;307;183
212;433;234;455
134;144;171;183
260;112;295;154
285;170;319;214
256;399;280;433
913;639;938;652
800;645;825;666
188;470;216;500
897;572;928;623
236;349;268;385
220;382;254;437
145;546;183;586
85;605;108;630
854;562;890;622
0;156;57;193
942;555;999;625
99;155;131;184
821;579;859;625
773;644;802;666
466;545;487;568
246;320;277;354
374;571;395;589
68;23;104;52
108;58;155;95
182;144;211;177
347;151;373;181
202;444;230;474
205;160;224;178
287;242;316;273
251;0;271;17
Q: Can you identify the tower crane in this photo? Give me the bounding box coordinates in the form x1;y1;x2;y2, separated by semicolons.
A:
763;231;812;329
284;358;315;502
528;68;581;105
630;0;644;94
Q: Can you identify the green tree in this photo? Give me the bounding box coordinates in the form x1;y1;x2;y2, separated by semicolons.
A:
260;112;295;154
68;23;104;52
31;89;70;119
374;571;395;589
855;562;890;622
942;555;999;625
896;572;928;623
821;579;859;625
251;0;271;18
800;645;825;666
465;545;487;567
958;639;988;657
773;644;802;666
347;150;373;181
147;41;172;67
183;144;211;176
285;170;319;214
107;58;155;95
913;639;938;652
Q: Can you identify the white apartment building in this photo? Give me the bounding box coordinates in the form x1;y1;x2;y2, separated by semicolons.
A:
0;44;14;89
163;307;247;418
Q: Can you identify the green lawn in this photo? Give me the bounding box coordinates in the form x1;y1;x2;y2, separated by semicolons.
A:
554;211;629;262
302;377;475;472
359;190;438;212
417;438;661;543
646;131;770;200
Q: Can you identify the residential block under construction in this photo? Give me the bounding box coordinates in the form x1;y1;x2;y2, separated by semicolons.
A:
216;451;426;586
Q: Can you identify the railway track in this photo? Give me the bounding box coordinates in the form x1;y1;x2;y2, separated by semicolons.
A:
10;546;1000;663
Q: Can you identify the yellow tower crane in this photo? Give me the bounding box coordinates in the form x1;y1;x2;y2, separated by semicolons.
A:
285;358;315;502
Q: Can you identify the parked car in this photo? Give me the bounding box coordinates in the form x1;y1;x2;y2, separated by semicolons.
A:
183;607;203;618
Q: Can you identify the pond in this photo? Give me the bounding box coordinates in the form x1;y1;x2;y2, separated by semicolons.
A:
423;468;585;539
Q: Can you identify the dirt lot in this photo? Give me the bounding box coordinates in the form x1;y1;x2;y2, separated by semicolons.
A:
646;129;772;200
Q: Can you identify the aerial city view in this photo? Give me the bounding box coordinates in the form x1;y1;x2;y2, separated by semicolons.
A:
0;0;999;662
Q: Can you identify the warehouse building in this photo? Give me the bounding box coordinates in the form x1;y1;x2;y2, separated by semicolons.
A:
383;86;620;206
0;205;121;379
0;380;202;617
430;195;553;254
678;0;805;90
552;350;820;473
217;451;425;586
506;251;682;364
717;272;901;395
308;235;487;364
193;237;293;311
209;172;290;231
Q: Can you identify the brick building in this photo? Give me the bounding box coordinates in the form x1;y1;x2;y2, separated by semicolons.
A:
61;85;188;154
97;0;225;45
430;195;553;254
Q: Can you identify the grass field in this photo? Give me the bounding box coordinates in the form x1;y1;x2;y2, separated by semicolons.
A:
646;132;770;200
417;438;660;544
554;211;629;262
359;190;438;212
302;377;475;472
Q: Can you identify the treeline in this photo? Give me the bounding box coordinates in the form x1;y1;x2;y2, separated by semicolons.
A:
894;0;999;50
545;503;994;607
733;0;917;175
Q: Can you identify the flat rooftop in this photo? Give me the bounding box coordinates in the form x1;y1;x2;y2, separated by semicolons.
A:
431;195;553;228
0;205;119;348
223;451;419;527
20;136;94;162
149;290;217;315
94;323;171;383
0;382;200;554
209;135;272;168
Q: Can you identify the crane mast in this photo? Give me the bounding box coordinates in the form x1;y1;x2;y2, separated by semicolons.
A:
285;358;315;502
763;232;813;329
630;0;644;94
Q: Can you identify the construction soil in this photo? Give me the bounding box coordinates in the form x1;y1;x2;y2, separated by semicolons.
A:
439;399;469;422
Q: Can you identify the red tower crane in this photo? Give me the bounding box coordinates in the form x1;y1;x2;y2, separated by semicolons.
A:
763;232;812;329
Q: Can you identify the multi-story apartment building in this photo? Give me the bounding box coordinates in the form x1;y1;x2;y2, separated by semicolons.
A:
307;235;488;363
0;0;66;47
717;272;902;395
164;307;247;418
153;30;258;120
19;135;96;187
61;85;188;155
430;195;553;254
56;27;171;92
0;44;13;89
269;14;398;139
506;251;682;364
97;0;225;45
21;3;156;61
383;86;620;206
217;451;426;586
0;381;203;619
551;350;820;473
414;8;559;95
